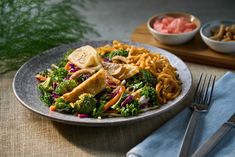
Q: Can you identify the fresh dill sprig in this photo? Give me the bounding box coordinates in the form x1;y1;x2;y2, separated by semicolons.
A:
0;0;98;73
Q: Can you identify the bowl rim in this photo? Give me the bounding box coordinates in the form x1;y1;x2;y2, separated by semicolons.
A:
200;19;235;44
147;12;201;36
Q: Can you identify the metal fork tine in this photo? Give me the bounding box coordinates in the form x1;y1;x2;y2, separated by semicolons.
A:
202;75;212;104
197;74;207;104
207;75;216;105
193;73;203;101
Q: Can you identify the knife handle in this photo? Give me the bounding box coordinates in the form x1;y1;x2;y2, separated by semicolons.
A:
178;111;201;157
191;123;233;157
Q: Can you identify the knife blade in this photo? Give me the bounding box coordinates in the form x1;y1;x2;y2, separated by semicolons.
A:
191;113;235;157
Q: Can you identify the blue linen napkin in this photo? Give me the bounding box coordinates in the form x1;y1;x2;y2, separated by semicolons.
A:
127;72;235;157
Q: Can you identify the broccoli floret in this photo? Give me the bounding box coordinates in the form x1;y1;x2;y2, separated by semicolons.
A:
140;86;158;106
103;50;129;60
39;77;53;92
50;67;68;82
40;92;53;106
55;80;78;95
38;85;53;106
118;100;139;117
38;77;53;106
57;49;74;68
74;93;97;114
54;98;74;113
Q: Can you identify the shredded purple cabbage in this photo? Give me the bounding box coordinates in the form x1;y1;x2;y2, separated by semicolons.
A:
78;114;89;118
121;95;134;107
63;74;71;81
139;103;150;109
69;67;79;73
83;74;91;80
69;63;75;68
103;58;111;62
106;89;119;99
52;82;58;89
63;77;69;81
106;80;118;87
112;88;120;96
51;92;59;99
68;63;80;73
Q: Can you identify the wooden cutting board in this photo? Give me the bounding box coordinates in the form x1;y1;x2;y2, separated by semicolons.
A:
131;23;235;69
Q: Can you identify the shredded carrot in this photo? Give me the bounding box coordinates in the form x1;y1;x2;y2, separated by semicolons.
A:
64;61;71;71
49;105;56;111
105;110;118;114
103;86;125;111
35;74;47;82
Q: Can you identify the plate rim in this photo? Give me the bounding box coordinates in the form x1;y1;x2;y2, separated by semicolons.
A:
13;40;193;126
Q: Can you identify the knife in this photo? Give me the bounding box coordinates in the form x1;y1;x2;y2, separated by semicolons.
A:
191;113;235;157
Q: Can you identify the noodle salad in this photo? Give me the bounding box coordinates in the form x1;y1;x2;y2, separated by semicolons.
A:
35;41;181;118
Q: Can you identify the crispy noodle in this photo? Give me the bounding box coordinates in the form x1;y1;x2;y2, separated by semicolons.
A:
96;40;182;105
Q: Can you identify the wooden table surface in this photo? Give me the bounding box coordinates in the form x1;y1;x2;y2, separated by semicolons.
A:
0;63;229;157
131;23;235;69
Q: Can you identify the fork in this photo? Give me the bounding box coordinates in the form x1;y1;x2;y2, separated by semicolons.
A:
178;73;216;157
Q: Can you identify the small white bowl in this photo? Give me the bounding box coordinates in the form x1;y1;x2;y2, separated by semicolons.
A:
147;12;201;45
200;20;235;53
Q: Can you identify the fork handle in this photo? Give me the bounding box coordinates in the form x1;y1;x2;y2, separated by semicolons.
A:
191;123;233;157
178;111;201;157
